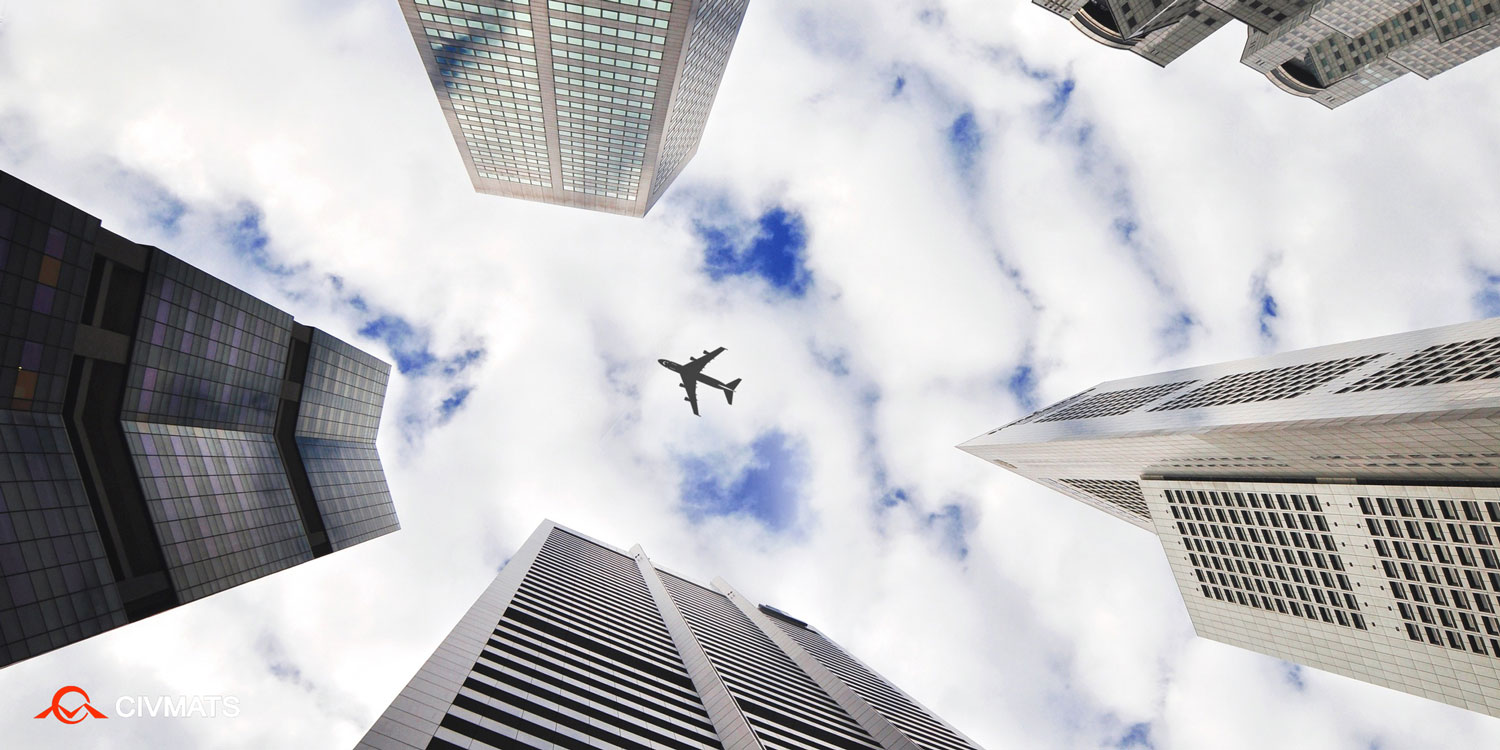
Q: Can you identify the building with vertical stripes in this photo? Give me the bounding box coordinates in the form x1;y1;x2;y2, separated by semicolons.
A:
1037;0;1500;107
395;0;751;217
0;169;399;668
960;316;1500;717
356;520;986;750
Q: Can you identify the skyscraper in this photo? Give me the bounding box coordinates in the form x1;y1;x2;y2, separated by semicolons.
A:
1038;0;1500;107
0;169;399;668
356;520;986;750
396;0;751;217
960;317;1500;717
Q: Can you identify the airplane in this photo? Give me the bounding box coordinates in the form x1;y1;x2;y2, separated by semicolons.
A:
659;347;741;417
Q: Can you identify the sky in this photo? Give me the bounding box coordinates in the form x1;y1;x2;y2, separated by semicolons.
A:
2;0;1500;748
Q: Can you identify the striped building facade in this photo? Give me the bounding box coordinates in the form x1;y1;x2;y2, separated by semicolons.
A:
356;521;984;750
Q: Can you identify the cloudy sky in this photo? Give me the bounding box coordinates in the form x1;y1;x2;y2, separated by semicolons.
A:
5;0;1500;747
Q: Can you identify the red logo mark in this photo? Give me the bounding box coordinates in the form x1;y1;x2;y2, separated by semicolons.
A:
34;686;108;724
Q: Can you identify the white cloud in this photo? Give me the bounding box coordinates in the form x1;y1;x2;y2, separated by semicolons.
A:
2;0;1500;748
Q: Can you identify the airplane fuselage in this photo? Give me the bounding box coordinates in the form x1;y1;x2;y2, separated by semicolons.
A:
658;359;733;392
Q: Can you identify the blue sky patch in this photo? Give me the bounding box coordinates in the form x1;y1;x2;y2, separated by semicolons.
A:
680;431;806;532
1251;268;1280;342
700;206;812;297
439;387;471;419
1117;722;1154;749
947;111;983;179
1474;269;1500;317
1007;364;1039;412
926;504;969;560
1158;311;1197;356
360;315;438;375
221;204;302;277
1045;78;1076;121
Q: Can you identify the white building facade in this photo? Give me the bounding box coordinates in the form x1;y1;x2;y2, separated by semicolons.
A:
1037;0;1500;107
961;317;1500;716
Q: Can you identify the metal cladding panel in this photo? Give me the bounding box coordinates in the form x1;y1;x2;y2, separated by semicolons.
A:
0;413;126;666
0;175;97;415
1148;479;1500;717
295;330;397;550
0;168;398;669
123;251;292;432
0;174;126;667
122;422;312;603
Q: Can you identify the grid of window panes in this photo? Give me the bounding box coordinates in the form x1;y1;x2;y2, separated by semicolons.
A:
295;440;397;550
1060;478;1151;520
1150;354;1382;411
414;0;552;188
0;412;126;667
121;422;312;603
426;527;722;750
547;0;670;201
122;252;292;432
296;331;390;443
1167;487;1368;631
660;571;884;750
0;172;98;414
294;331;397;550
1034;380;1195;421
1360;493;1500;658
647;0;748;201
769;614;982;750
1307;4;1432;84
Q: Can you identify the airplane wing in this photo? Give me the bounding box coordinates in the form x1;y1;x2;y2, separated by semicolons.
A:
680;347;725;377
680;372;701;416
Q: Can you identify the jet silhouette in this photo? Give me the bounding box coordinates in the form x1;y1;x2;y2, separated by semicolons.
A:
659;347;740;416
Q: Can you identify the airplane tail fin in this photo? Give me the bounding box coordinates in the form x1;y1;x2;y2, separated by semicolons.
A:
724;379;741;405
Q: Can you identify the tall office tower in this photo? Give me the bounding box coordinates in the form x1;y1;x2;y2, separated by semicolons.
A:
1037;0;1500;107
0;169;399;668
396;0;750;217
960;317;1500;717
357;520;985;750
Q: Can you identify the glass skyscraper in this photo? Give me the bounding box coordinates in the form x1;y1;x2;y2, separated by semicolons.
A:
356;520;986;750
0;169;399;668
962;317;1500;717
395;0;751;216
1038;0;1500;107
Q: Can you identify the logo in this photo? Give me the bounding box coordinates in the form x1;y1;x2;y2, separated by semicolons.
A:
34;686;108;724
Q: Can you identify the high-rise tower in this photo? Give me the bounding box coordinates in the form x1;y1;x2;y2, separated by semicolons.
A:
396;0;751;216
0;169;399;668
356;520;985;750
1038;0;1500;107
961;317;1500;717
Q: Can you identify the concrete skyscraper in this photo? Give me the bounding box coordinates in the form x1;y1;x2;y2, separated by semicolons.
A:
397;0;751;217
961;317;1500;717
357;520;985;750
0;169;399;668
1039;0;1500;107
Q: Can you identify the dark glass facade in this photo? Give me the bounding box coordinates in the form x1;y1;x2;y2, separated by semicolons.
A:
0;169;399;668
357;521;985;750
